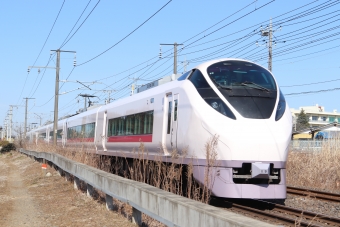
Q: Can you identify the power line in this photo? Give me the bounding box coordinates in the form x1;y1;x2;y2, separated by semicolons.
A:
183;0;275;49
59;0;94;48
60;0;101;49
16;0;65;105
77;0;172;66
285;87;340;96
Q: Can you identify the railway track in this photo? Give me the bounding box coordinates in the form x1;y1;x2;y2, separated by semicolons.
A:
211;198;340;227
287;186;340;203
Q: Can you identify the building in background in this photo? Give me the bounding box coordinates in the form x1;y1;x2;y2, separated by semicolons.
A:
291;104;340;139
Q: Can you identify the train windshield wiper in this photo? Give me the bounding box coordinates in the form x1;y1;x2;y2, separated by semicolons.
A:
211;79;232;90
239;81;270;92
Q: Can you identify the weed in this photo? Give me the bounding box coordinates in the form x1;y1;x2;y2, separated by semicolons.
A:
288;139;340;193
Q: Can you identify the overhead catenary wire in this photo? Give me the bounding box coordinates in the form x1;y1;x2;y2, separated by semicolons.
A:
16;0;66;105
59;0;94;49
77;0;173;66
59;0;101;49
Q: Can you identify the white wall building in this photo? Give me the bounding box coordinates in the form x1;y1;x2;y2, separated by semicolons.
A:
291;104;340;131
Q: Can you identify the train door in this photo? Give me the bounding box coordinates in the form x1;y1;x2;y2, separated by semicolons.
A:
46;127;49;144
62;121;67;147
102;111;108;151
95;107;106;152
165;93;179;152
35;132;38;145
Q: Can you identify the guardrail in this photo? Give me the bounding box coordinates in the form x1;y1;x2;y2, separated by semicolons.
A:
290;140;340;152
19;149;273;227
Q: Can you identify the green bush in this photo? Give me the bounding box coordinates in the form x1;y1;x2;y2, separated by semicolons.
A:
0;143;16;153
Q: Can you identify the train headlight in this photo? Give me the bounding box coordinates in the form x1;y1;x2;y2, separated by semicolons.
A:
206;98;236;120
211;101;219;109
275;89;286;121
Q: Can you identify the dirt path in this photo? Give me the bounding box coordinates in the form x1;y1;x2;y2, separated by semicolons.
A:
0;152;136;227
1;159;43;226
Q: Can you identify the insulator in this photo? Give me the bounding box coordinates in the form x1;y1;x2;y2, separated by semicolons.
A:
27;68;30;73
73;60;76;66
159;45;162;58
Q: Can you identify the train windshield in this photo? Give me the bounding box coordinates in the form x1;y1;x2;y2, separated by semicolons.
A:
207;61;276;91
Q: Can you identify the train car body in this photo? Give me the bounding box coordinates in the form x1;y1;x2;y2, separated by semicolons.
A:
28;58;292;200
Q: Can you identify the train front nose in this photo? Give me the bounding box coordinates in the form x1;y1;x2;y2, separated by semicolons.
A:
228;119;287;162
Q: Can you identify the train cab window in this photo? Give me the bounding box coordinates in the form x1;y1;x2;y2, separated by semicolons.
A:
189;68;236;120
189;69;210;88
177;70;192;81
207;61;276;90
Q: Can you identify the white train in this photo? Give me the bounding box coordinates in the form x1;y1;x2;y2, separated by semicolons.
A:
28;58;292;200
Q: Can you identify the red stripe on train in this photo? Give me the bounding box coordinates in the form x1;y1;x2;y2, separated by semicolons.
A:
67;138;94;143
107;134;152;143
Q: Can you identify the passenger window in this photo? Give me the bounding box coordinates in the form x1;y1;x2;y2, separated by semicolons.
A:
167;101;172;134
189;69;210;88
107;111;154;136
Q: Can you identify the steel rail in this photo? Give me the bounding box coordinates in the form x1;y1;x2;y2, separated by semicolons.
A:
273;203;340;226
287;186;340;203
230;203;312;226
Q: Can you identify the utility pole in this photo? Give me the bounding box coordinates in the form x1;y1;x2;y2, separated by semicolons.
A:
23;98;35;140
127;77;142;96
257;18;283;72
33;113;43;126
50;49;76;146
181;59;189;73
8;105;18;142
160;43;183;74
103;90;115;104
4;118;8;140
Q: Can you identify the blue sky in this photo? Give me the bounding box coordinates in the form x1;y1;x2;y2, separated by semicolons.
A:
1;0;340;132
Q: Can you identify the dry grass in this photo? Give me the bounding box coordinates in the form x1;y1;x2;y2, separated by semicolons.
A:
287;139;340;193
20;135;220;205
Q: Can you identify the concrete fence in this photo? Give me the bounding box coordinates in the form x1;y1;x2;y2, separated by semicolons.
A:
19;149;273;227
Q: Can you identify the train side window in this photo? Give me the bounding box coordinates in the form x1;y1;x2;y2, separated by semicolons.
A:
144;111;153;134
167;101;172;134
189;69;210;88
107;111;154;137
174;100;178;121
57;129;62;139
125;115;134;135
134;112;145;135
117;117;125;136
